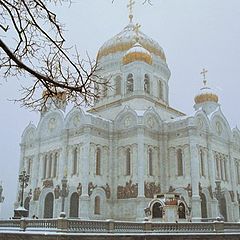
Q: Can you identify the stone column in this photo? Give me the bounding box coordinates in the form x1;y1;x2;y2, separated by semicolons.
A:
189;128;201;222
79;127;91;219
136;127;145;220
207;134;219;218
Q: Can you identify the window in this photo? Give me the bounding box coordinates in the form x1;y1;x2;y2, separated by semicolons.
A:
43;155;47;179
126;148;131;176
148;148;153;176
53;153;58;178
94;196;100;215
144;74;150;94
152;202;163;218
115;76;121;95
48;154;52;178
178;203;186;219
27;158;32;175
177;149;183;176
200;149;204;177
126;73;134;93
96;147;101;175
159;80;163;100
73;148;78;175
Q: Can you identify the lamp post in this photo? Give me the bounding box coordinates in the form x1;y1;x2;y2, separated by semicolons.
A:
60;176;68;218
14;170;30;218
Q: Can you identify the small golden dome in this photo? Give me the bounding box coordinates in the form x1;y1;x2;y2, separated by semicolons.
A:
122;43;152;65
194;86;218;104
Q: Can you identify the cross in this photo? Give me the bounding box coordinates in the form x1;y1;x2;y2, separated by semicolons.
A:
133;23;141;36
127;0;135;22
200;68;208;85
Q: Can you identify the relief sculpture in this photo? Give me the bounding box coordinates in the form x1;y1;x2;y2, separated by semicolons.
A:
77;183;82;196
33;187;41;201
88;182;97;196
43;179;53;188
117;180;138;199
102;183;111;199
144;182;161;198
54;185;61;199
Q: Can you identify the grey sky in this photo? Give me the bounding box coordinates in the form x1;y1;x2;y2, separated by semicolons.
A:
0;0;240;219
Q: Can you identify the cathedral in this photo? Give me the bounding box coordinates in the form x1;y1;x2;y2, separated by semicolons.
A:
16;6;240;222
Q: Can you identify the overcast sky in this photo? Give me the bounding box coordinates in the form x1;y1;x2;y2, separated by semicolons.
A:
0;0;240;219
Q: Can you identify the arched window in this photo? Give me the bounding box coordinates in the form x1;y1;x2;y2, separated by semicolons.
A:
24;197;30;217
69;192;79;218
144;74;150;94
148;148;153;176
53;153;58;178
178;203;186;219
27;159;32;175
72;147;78;175
152;202;163;218
96;147;101;176
44;192;54;218
159;80;163;100
43;155;47;179
177;149;183;176
126;73;134;94
200;149;205;177
126;148;131;176
115;76;122;95
48;154;53;178
220;196;227;221
94;196;100;215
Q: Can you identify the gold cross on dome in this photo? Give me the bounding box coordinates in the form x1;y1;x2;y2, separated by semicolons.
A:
200;68;208;85
127;0;135;22
133;23;141;36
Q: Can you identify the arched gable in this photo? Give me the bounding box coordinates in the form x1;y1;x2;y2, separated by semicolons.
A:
143;107;162;131
21;123;36;144
114;106;138;130
194;110;211;132
210;109;231;140
64;107;86;129
37;110;64;139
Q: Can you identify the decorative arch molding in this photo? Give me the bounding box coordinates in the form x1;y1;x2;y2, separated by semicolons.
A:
64;107;86;129
194;111;211;132
143;107;162;130
21;123;37;144
37;110;64;139
222;189;233;221
114;106;138;129
210;109;231;140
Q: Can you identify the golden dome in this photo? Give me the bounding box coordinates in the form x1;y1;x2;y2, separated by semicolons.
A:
194;86;218;104
97;23;166;62
122;43;152;65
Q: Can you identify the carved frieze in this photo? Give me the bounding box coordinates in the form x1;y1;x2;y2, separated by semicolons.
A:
43;179;53;188
144;182;161;198
117;180;138;199
33;187;41;201
54;185;60;199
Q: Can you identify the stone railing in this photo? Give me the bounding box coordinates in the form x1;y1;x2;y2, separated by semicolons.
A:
0;219;239;234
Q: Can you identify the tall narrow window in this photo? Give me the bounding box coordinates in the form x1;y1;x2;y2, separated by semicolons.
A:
48;154;52;178
223;159;227;181
96;147;101;175
126;73;134;94
220;157;224;180
216;157;220;180
115;76;121;95
237;162;240;184
53;153;58;178
200;149;204;177
94;196;100;215
27;158;32;175
144;74;150;94
148;148;153;176
43;155;47;179
159;80;163;100
177;149;183;176
73;147;78;175
126;148;131;176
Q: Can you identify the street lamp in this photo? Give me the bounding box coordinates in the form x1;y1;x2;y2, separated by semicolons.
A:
14;170;30;218
60;176;68;218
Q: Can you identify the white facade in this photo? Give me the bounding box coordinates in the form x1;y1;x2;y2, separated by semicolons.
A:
16;20;240;222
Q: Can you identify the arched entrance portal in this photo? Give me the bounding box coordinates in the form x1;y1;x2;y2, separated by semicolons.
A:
200;193;208;218
69;192;79;218
44;192;54;218
152;202;163;218
220;196;227;221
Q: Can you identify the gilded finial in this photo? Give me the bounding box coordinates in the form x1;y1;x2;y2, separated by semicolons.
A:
200;68;208;86
127;0;135;22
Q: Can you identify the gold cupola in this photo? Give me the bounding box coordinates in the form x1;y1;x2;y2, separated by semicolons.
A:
122;42;152;65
